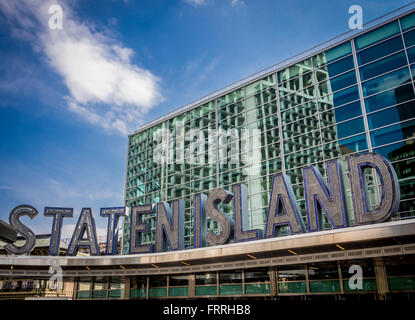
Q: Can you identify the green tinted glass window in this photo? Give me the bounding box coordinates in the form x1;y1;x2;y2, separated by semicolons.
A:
191;101;215;118
277;58;312;83
285;146;323;169
313;42;352;67
401;12;415;31
246;74;275;97
309;280;340;292
278;281;307;293
357;35;404;66
355;21;400;50
281;101;317;125
217;88;244;108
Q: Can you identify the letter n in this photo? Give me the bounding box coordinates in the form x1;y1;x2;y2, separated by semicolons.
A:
155;200;185;252
303;160;348;231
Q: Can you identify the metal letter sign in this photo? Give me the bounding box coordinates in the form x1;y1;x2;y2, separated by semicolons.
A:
348;153;400;224
129;204;154;254
100;207;125;255
233;184;262;242
303;160;348;231
265;174;306;238
4;205;38;255
193;193;207;248
0;153;401;256
206;188;234;246
67;208;100;256
44;207;73;256
156;200;185;252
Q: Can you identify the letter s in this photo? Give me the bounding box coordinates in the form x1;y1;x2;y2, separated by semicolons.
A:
5;205;38;255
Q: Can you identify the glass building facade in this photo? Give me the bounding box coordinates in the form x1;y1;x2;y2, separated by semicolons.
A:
122;11;415;253
72;255;415;300
3;7;415;302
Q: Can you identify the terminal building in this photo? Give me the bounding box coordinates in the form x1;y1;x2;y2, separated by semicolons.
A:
1;5;415;300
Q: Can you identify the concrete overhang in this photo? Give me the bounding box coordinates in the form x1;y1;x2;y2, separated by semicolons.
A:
0;219;414;269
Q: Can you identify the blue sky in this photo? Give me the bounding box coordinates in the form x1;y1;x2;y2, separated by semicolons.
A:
0;0;411;241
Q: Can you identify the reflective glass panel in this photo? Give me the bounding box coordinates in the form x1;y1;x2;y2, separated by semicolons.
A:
388;253;415;273
246;74;275;97
277;266;306;281
308;262;339;280
281;101;317;125
169;274;188;287
327;70;357;92
279;72;314;98
196;272;217;285
78;278;92;291
244;268;270;283
324;133;368;159
357;35;404;65
407;46;415;64
93;277;107;290
327;55;354;77
219;270;243;284
370;119;415;147
404;28;415;47
355;21;400;50
191;101;215;118
359;52;407;81
400;179;415;201
217;88;244;108
285;146;323;169
401;12;415;31
284;130;321;154
373;137;415;160
331;116;365;140
365;83;415;113
313;42;352;67
362;67;411;97
316;56;354;82
368;100;415;130
278;58;312;83
331;101;362;123
393;156;415;180
326;85;360;107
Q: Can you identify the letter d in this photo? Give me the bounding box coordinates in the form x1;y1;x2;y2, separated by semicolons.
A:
348;153;400;225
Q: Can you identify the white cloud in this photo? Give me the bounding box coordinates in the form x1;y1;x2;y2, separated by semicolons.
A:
231;0;244;7
184;0;206;6
0;0;163;135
